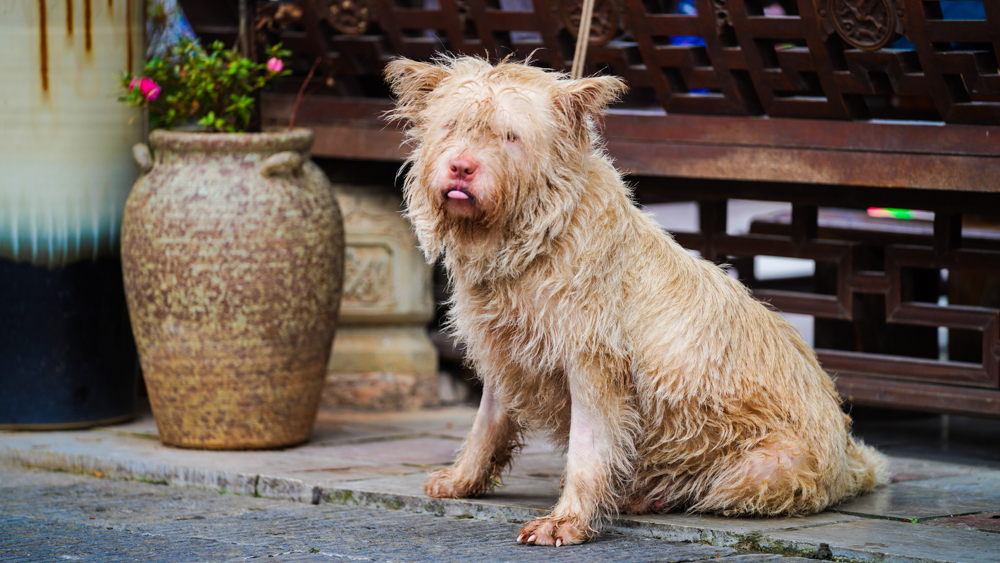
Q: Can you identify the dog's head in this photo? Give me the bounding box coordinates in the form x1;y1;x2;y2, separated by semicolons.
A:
384;56;625;276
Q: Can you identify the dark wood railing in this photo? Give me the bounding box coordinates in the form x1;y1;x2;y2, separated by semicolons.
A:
182;0;1000;417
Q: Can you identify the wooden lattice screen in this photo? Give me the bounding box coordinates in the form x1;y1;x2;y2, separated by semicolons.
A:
235;0;1000;124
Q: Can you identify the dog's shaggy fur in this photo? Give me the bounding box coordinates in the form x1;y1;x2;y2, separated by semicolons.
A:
385;56;890;546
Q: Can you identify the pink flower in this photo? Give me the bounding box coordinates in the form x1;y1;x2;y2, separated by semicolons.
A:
138;77;161;101
266;57;283;73
128;76;141;90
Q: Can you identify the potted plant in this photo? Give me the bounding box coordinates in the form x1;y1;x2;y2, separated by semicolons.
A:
119;38;345;449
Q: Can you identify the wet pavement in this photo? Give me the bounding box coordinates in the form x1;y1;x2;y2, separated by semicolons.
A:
2;405;999;562
1;464;760;563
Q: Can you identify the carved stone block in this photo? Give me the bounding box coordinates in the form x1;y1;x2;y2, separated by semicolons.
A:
324;183;438;411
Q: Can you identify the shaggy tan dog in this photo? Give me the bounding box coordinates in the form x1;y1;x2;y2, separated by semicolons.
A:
385;56;889;547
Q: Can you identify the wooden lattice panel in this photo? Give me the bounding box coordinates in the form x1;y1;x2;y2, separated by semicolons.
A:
250;0;1000;124
662;193;1000;397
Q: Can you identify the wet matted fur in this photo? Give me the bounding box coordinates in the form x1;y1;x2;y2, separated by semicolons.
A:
384;56;889;546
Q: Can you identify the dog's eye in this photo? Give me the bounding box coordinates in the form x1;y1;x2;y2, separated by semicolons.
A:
504;131;519;143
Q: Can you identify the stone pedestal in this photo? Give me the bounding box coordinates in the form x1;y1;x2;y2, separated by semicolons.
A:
324;184;438;411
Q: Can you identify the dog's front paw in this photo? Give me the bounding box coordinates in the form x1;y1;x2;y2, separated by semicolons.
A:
516;515;594;546
424;468;463;498
424;467;485;498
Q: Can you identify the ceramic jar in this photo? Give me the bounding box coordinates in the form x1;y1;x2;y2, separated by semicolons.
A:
122;129;344;449
0;0;143;429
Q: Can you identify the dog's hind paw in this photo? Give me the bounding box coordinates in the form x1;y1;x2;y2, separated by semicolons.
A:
517;515;593;546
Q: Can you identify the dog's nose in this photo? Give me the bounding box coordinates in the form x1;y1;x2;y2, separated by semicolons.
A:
449;157;478;180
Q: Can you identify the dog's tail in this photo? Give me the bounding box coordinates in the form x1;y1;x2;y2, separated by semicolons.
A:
843;436;891;495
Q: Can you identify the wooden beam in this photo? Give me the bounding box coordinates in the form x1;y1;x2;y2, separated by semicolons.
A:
836;375;1000;418
264;94;1000;192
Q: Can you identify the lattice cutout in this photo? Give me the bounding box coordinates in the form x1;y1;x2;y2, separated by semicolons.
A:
671;201;1000;389
622;0;752;114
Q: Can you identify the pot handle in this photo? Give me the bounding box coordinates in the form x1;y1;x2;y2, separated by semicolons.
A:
260;151;304;178
133;143;153;174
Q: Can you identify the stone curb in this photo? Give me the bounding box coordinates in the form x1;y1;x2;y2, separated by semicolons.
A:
0;444;547;520
0;445;959;563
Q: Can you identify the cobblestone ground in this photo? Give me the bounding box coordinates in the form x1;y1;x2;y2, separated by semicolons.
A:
0;463;808;563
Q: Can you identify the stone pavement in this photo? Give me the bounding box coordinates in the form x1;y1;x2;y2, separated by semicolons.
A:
2;405;999;563
0;464;769;563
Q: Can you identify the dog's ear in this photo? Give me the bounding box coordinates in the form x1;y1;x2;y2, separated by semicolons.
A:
556;75;627;144
383;58;451;121
561;75;627;117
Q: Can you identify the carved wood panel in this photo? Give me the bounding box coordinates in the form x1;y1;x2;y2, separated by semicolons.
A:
229;0;1000;124
182;0;1000;125
645;182;1000;409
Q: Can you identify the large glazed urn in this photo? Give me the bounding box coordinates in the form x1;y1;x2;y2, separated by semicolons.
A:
122;129;344;449
0;0;143;429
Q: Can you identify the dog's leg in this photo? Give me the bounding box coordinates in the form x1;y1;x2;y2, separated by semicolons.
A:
518;364;633;546
693;437;816;515
424;383;520;499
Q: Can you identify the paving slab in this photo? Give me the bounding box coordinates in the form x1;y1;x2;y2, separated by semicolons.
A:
312;471;564;525
768;518;1000;563
924;512;1000;533
3;405;1000;563
316;408;477;441
886;455;994;483
617;511;864;544
507;451;568;479
313;436;462;466
834;471;1000;521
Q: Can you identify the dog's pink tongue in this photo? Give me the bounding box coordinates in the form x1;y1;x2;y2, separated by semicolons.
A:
447;190;470;200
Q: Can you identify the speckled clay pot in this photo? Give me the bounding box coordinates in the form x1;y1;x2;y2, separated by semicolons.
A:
122;129;344;449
